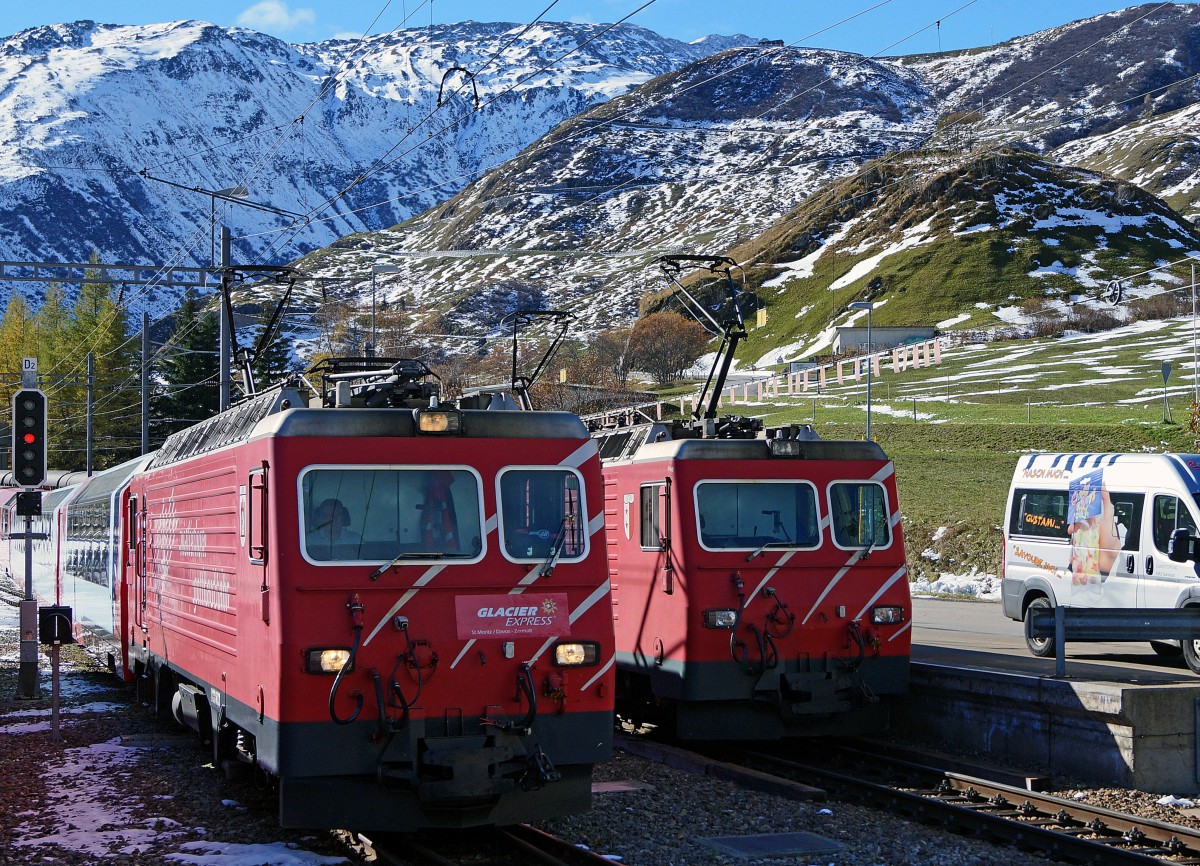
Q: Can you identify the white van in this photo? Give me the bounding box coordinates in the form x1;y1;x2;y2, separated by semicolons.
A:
1002;453;1200;671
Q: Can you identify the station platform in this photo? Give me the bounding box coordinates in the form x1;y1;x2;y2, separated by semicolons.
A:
900;597;1200;793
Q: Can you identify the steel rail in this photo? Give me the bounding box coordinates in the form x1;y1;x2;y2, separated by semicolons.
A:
734;744;1200;866
355;824;614;866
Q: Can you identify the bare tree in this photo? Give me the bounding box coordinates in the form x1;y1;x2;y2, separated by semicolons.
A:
627;311;710;385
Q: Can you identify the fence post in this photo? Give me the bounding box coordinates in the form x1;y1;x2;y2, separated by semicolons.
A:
1055;606;1066;678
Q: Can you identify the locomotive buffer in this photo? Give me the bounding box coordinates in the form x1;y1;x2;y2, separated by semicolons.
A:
13;358;49;699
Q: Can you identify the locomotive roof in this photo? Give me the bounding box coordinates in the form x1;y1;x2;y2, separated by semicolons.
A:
150;387;590;469
596;423;886;464
152;388;303;468
257;407;589;440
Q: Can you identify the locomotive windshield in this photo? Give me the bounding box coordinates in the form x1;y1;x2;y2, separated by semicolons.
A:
829;481;891;550
301;467;484;563
695;481;819;550
498;468;587;562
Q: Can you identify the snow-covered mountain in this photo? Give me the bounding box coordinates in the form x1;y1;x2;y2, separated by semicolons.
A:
293;2;1200;353
0;18;754;313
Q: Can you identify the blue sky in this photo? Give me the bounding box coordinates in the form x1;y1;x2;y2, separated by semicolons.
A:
0;1;1190;54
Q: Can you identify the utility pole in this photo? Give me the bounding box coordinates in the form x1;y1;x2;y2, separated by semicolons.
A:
141;313;150;454
86;353;94;475
219;227;232;412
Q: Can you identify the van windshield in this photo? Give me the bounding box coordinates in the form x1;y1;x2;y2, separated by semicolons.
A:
695;481;819;549
302;468;482;563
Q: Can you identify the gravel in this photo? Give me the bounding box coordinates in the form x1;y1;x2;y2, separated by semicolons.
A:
1;586;1189;866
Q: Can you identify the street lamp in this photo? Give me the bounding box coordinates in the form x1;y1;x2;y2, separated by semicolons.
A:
849;301;875;441
370;263;403;356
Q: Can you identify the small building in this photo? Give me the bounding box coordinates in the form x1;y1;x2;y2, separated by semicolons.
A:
832;326;937;355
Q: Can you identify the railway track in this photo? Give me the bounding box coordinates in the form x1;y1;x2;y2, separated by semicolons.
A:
712;740;1200;865
353;824;616;866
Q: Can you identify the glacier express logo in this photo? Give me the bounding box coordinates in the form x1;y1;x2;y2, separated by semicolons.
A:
456;593;570;639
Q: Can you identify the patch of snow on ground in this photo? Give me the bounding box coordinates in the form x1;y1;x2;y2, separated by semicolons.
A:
937;313;971;328
912;568;1000;600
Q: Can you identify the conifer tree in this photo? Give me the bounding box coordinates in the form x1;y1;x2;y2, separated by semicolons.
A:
0;294;36;451
151;288;219;441
249;321;294;392
64;258;139;470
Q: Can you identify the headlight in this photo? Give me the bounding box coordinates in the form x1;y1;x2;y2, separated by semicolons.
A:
417;409;462;434
704;609;737;629
553;642;599;666
306;647;352;674
871;606;905;625
768;439;802;457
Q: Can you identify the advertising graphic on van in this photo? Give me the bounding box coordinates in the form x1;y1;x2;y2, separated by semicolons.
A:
1002;452;1200;671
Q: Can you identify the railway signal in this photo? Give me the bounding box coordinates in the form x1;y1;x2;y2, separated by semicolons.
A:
12;388;47;487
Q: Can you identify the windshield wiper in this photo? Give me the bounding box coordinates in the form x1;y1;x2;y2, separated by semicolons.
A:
745;540;792;562
369;550;445;581
536;513;574;579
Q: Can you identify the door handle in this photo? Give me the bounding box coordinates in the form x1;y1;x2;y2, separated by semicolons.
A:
1125;554;1134;573
1146;556;1155;576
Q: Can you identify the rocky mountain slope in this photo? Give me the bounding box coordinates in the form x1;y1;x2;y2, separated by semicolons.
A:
0;18;751;313
293;3;1200;361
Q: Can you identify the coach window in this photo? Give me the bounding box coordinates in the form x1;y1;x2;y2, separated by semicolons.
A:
829;482;891;550
301;467;484;564
498;467;586;562
1152;494;1200;554
695;481;820;550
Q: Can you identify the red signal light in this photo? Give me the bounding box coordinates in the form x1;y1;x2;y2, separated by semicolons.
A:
23;433;35;444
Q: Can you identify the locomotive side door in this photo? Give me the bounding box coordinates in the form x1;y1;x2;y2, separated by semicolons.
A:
130;493;148;633
639;480;672;594
247;462;270;624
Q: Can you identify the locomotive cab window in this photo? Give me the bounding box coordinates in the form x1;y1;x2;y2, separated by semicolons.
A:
694;481;819;551
301;467;484;564
498;467;587;562
828;481;891;550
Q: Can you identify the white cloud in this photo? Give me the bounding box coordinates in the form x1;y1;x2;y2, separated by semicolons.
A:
237;0;316;33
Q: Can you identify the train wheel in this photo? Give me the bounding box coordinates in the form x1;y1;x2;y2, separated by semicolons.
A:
1023;597;1056;658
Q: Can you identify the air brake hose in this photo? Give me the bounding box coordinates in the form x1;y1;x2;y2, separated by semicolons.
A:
329;596;365;725
369;669;387;741
484;663;538;734
515;663;538;732
387;619;424;723
846;620;867;671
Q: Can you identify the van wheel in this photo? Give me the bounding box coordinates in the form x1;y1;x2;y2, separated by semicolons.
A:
1184;634;1200;675
1150;640;1183;658
1024;597;1055;657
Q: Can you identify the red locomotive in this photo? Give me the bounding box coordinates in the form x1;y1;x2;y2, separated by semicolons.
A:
591;256;911;739
11;358;615;831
